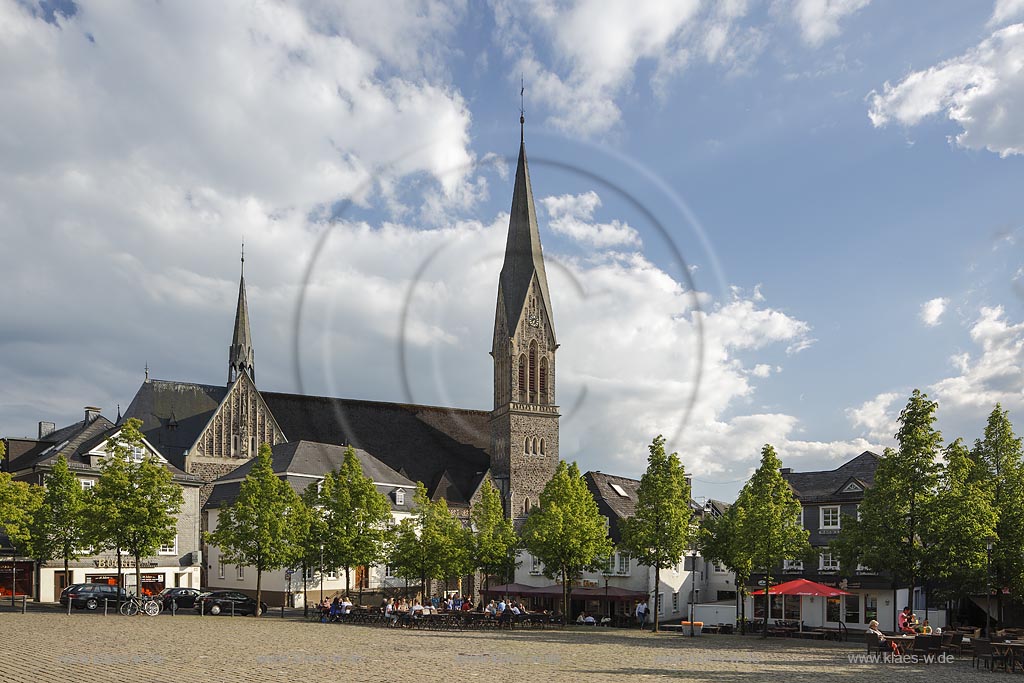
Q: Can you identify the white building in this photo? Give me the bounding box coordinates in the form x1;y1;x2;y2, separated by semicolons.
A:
203;440;415;607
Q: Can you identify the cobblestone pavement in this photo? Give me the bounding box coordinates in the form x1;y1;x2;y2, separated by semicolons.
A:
0;612;985;682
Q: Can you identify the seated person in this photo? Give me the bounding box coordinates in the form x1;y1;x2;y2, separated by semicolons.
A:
461;599;473;612
921;619;932;635
867;620;899;653
583;614;596;625
576;612;586;624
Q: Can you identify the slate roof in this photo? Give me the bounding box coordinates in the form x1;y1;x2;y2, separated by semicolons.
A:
260;392;491;507
498;140;555;342
782;451;881;503
120;379;228;470
204;440;417;512
5;414;196;483
6;415;115;471
584;472;640;544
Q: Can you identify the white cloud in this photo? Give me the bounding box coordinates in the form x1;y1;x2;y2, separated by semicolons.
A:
791;0;871;48
867;24;1024;157
490;0;765;136
847;391;900;441
920;297;949;326
990;0;1024;26
541;191;641;247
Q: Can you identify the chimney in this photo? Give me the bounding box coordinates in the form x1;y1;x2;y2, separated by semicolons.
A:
780;467;792;475
38;421;56;439
84;406;102;424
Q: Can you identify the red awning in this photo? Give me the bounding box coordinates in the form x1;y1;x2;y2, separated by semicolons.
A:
757;578;852;597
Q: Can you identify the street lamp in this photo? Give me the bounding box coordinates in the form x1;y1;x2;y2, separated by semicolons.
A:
319;544;324;605
689;545;698;638
985;538;995;638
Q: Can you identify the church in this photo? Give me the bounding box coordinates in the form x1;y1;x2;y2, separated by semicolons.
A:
122;122;560;534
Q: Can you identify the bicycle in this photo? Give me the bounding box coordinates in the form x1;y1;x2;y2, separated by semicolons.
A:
119;594;163;617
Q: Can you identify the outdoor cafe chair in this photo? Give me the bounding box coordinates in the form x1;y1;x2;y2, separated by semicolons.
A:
972;639;1000;671
940;632;962;657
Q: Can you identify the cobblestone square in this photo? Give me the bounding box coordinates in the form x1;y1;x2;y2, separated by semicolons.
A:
0;612;984;682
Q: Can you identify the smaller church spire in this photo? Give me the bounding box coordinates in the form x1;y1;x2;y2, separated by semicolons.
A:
228;244;255;384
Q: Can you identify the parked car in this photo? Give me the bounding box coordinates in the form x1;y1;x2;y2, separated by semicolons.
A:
59;583;128;610
157;587;202;611
195;590;267;616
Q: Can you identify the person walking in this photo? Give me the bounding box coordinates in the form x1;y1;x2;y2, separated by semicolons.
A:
635;600;648;629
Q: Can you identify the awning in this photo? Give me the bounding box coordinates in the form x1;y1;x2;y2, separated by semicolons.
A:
757;578;852;597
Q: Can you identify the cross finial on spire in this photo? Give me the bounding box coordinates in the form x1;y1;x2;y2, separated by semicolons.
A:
145;362;149;381
520;74;525;142
240;238;245;277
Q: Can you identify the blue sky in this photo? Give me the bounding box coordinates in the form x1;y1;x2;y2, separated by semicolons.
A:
2;0;1023;502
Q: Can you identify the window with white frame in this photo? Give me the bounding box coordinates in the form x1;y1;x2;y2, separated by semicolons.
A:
819;552;840;571
820;505;841;530
327;568;337;580
130;445;146;462
783;559;804;571
218;561;226;580
617;552;631;575
714;562;726;573
80;479;95;491
158;536;177;555
395;488;405;506
237;564;244;580
385;565;395;578
531;555;543;574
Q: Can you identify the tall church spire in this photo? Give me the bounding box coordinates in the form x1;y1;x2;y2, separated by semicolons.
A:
497;122;556;345
228;244;255;384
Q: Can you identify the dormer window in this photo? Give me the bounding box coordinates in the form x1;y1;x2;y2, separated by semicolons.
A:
395;488;405;506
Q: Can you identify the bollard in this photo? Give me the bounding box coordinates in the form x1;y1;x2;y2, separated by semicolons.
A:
67;598;72;616
200;600;204;617
22;596;27;614
280;601;284;619
104;598;108;616
231;600;235;617
171;599;176;616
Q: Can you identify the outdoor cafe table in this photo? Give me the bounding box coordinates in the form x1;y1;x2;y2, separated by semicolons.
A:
993;642;1024;672
886;634;916;654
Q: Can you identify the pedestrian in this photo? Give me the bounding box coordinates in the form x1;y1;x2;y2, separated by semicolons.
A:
635;600;648;629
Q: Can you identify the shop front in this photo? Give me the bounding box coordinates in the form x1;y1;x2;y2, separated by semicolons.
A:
0;561;34;598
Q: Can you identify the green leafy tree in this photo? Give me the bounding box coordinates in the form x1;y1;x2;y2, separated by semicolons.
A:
521;460;613;621
971;404;1024;621
320;447;394;596
700;503;753;633
470;479;519;591
922;439;997;604
390;514;429;599
833;390;941;627
291;484;326;616
206;444;301;613
26;455;88;591
735;444;809;638
0;441;44;597
87;418;183;598
620;435;694;632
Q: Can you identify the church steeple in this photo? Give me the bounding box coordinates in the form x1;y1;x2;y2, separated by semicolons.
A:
497;130;556;348
490;118;559;522
228;244;255;384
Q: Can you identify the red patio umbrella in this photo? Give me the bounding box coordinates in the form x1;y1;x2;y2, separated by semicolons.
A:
757;579;852;631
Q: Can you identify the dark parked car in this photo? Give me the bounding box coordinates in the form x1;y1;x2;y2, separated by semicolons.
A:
59;583;128;610
195;590;267;616
157;587;202;610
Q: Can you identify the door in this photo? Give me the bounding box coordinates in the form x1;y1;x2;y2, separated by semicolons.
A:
54;572;69;602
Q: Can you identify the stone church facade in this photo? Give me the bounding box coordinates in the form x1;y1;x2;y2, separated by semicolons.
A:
119;125;560;521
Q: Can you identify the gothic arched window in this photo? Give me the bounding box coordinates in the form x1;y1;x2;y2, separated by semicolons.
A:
524;437;530;454
518;354;527;403
528;341;538;403
540;438;545;455
533;437;539;454
539;357;548;404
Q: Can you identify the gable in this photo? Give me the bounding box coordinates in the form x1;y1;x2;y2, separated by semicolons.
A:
189;371;285;464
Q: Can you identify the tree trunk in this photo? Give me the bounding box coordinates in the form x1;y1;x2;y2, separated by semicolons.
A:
134;552;142;599
739;584;746;635
302;560;308;618
256;567;262;616
116;548;123;602
562;567;570;625
762;572;771;639
64;557;70;596
892;580;898;633
345;565;351;596
653;565;661;633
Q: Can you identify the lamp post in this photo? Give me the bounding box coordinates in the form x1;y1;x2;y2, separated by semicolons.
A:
319;544;324;605
689;545;698;638
986;539;994;638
